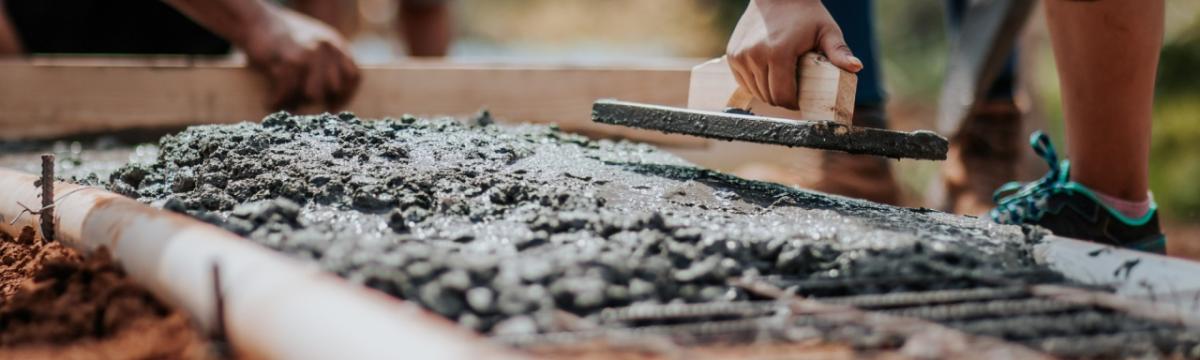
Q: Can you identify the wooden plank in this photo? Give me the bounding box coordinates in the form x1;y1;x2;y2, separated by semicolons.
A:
686;53;856;124
0;57;709;147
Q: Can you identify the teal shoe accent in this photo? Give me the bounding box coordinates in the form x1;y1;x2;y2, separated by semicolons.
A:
989;131;1070;225
988;131;1166;254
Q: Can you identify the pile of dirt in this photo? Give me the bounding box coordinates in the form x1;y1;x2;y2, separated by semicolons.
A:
0;227;216;359
0;226;79;299
106;111;1051;335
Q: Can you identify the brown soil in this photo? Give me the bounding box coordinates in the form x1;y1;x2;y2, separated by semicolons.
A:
0;226;216;359
0;226;80;299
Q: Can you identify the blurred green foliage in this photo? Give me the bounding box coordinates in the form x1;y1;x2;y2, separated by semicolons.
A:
1151;20;1200;221
875;1;949;101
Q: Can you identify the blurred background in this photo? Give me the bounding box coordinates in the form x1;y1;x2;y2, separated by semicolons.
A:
12;0;1197;243
330;0;1200;241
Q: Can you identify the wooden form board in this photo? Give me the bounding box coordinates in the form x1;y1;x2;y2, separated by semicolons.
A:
687;54;856;123
0;57;708;147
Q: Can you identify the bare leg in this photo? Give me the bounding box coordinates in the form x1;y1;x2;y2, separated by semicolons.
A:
292;0;348;35
397;0;451;57
0;1;24;54
1044;0;1163;201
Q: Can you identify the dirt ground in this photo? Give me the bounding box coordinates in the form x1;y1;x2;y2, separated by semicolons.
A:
1166;223;1200;261
0;226;216;359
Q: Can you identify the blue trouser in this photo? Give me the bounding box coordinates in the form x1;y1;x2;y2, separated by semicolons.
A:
823;0;1017;111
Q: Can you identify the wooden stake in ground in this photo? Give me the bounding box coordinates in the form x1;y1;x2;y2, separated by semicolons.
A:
34;154;54;242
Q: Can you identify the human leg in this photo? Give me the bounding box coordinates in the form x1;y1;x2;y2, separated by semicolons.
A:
1044;0;1161;202
990;0;1165;253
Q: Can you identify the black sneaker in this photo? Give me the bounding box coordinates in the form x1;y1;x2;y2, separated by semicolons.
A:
989;131;1166;254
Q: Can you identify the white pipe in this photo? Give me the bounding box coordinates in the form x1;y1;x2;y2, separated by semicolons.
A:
0;168;516;360
1035;235;1200;321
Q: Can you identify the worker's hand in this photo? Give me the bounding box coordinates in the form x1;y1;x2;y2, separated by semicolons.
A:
726;0;861;110
243;9;361;111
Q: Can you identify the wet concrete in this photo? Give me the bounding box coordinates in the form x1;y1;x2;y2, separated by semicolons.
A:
592;100;949;160
0;138;158;181
105;111;1038;334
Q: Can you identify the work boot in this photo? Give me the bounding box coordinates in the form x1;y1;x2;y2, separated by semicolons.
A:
806;105;901;205
991;131;1166;254
939;100;1022;216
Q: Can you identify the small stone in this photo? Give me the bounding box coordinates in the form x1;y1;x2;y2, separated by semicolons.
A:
672;227;702;242
387;210;410;233
604;285;630;304
458;313;483;331
519;259;553;283
171;175;196;193
351;187;394;210
263;112;298;129
628;278;656;299
381;144;409;159
418;283;464;318
163;197;188;213
439;269;472;291
474;109;494;126
673;255;719;282
492;315;538;336
406;261;436;280
466;287;495;313
496;288;532;316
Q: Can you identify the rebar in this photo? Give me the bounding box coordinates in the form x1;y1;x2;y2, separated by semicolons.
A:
1033;329;1200;358
817;286;1030;309
949;311;1168;340
37;154;55;242
880;298;1088;321
500;316;795;347
597;301;784;324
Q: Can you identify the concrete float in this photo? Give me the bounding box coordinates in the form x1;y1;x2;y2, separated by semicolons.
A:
0;168;516;360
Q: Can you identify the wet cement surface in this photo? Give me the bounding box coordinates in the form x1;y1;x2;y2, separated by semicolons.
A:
0;138;158;181
100;111;1042;335
592;100;949;160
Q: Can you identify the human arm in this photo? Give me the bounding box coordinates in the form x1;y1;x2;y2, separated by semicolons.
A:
0;0;23;55
726;0;862;110
164;0;361;111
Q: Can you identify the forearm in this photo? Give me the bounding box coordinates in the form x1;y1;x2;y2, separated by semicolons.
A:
0;0;23;54
163;0;277;48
